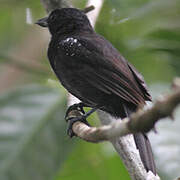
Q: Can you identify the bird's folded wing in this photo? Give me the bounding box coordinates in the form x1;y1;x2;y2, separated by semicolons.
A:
127;63;152;101
58;36;150;105
82;66;143;105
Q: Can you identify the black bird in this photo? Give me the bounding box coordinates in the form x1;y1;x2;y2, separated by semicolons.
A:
36;8;156;174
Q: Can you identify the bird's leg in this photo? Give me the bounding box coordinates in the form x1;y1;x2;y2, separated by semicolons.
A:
65;104;99;137
82;107;99;119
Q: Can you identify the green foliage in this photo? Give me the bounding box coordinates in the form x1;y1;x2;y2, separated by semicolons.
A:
55;142;130;180
0;85;74;180
147;29;180;75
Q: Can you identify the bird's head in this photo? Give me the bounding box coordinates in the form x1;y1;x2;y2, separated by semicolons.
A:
36;8;93;35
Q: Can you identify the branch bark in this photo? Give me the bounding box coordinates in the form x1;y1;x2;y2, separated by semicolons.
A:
69;82;180;142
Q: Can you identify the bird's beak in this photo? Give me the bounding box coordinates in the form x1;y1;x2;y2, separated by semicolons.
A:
35;17;48;27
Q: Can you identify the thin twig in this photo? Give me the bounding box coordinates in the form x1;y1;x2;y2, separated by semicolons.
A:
82;5;95;13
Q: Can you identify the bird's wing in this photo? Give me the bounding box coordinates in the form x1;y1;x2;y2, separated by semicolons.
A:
127;62;152;101
81;64;144;105
57;35;151;105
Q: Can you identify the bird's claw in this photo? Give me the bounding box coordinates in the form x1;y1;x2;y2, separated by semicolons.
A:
65;103;88;137
66;116;89;138
65;103;85;121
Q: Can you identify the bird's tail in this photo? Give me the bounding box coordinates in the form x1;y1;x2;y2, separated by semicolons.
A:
123;104;156;174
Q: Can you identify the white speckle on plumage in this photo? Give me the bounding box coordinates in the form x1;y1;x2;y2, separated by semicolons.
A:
66;38;70;42
64;37;73;42
63;37;78;45
60;37;82;57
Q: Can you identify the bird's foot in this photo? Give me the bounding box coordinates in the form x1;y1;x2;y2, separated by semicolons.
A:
65;103;89;137
66;115;90;137
65;102;85;121
65;103;99;137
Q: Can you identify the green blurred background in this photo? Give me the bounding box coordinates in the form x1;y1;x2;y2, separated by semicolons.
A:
0;0;180;179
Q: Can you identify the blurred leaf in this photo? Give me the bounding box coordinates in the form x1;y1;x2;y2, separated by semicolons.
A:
148;29;180;42
149;83;180;180
146;29;180;75
0;54;49;77
55;142;130;180
0;85;74;180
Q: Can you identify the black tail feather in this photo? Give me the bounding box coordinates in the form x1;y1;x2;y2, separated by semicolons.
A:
123;104;156;174
133;133;156;174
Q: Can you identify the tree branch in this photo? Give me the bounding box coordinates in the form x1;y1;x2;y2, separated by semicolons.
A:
83;5;95;14
68;79;180;142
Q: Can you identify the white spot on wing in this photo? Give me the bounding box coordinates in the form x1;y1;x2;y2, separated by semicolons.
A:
59;37;83;57
63;37;79;46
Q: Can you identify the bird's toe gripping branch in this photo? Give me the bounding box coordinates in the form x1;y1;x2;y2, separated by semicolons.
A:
65;103;85;121
65;103;89;137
